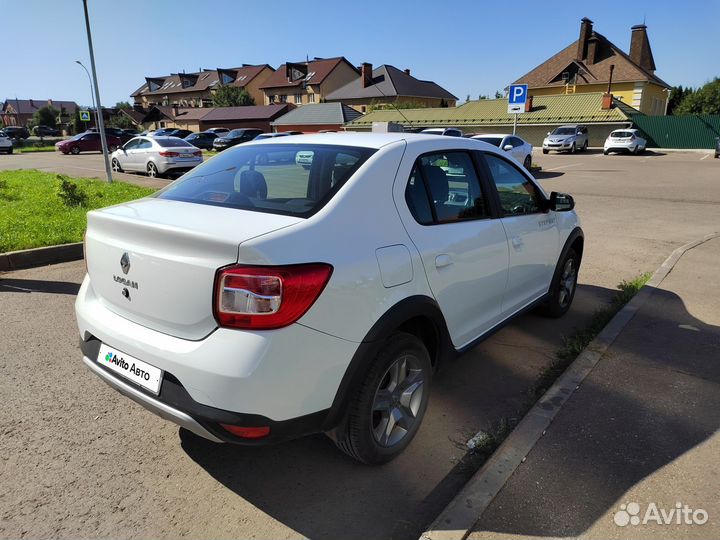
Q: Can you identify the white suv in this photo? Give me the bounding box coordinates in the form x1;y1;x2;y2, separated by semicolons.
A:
76;133;583;464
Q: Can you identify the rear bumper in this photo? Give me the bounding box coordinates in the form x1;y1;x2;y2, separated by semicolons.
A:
80;338;329;445
156;158;203;174
75;275;358;438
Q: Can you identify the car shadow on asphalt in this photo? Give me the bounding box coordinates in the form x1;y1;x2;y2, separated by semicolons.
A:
179;283;623;540
456;285;720;537
0;278;80;295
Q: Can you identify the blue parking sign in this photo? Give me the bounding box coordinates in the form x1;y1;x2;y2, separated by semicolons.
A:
507;84;528;113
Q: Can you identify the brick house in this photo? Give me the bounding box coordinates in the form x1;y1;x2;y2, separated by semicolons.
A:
131;65;274;109
270;103;362;132
512;18;671;115
2;99;79;127
325;64;458;113
259;57;360;107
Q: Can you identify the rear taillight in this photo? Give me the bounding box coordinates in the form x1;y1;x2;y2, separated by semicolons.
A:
159;151;180;157
192;150;201;157
214;264;333;330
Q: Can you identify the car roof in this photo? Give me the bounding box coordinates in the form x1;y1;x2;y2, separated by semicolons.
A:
472;133;511;138
244;131;507;151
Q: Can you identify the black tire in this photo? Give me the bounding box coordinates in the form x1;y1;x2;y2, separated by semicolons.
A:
111;158;123;173
582;140;588;152
603;149;609;155
334;332;431;464
6;146;12;154
523;155;532;170
569;143;576;154
538;248;580;318
542;149;548;155
108;144;118;152
70;146;80;155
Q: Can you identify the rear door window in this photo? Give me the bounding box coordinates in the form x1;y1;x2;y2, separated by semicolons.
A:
405;151;489;224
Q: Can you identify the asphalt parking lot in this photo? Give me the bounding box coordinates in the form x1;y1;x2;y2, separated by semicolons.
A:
0;148;718;539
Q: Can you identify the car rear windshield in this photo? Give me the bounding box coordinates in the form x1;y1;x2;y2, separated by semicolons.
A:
155;143;376;217
475;137;503;147
156;138;193;147
611;131;634;138
552;127;576;135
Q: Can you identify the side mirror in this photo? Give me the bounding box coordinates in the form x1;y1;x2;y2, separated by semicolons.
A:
547;132;551;136
503;144;513;151
549;191;575;212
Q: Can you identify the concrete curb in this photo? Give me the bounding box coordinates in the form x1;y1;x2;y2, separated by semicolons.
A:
0;242;83;272
420;231;720;540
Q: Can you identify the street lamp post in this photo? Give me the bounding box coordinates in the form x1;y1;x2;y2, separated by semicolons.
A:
75;60;99;130
81;0;112;182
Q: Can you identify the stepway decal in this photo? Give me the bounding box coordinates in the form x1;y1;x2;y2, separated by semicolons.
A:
104;352;151;381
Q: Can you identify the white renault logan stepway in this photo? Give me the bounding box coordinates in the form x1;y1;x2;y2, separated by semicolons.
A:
76;133;583;464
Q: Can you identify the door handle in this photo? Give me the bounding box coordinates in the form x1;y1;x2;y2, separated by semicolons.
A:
435;254;453;268
511;236;523;249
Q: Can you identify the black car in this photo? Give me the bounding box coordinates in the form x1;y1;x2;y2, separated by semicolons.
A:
212;128;264;151
33;125;60;137
166;128;194;139
184;132;217;150
89;126;133;144
3;126;30;139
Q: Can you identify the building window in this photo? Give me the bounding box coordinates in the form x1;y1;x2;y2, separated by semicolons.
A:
308;93;316;104
279;95;287;103
294;94;302;105
361;105;367;113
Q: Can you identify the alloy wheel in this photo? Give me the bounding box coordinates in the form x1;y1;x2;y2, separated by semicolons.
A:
147;163;157;177
371;354;426;447
558;258;577;307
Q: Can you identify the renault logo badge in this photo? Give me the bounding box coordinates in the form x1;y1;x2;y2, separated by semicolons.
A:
120;252;131;274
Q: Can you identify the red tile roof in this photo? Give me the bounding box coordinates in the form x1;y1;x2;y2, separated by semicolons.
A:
259;57;359;89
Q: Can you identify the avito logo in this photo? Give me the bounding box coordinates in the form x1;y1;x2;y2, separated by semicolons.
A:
614;502;709;527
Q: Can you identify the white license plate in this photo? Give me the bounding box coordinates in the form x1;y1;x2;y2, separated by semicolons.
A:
97;343;163;394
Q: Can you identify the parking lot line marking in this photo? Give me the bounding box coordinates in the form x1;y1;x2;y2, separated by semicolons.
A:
700;154;710;160
545;163;583;172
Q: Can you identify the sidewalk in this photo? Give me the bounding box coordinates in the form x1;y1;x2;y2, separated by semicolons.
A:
469;236;720;539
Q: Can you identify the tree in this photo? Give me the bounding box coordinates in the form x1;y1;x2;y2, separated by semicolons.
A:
494;90;504;99
674;78;720;115
107;112;135;130
29;106;59;129
70;110;86;134
666;85;690;115
212;86;255;107
114;101;132;110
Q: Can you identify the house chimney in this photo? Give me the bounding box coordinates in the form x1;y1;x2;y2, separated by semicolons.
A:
586;36;599;65
576;17;593;61
630;24;656;73
361;63;373;88
30;99;35;108
404;68;411;76
47;99;53;108
602;64;615;110
524;95;533;113
172;103;179;117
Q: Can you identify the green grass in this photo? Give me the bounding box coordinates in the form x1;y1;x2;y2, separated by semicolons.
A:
0;169;156;253
15;146;56;153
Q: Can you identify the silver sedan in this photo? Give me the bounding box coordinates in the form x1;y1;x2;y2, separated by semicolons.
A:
111;136;203;178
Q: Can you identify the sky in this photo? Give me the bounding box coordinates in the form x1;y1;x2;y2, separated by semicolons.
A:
2;0;719;108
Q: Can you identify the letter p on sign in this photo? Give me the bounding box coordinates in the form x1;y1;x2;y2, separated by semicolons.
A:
507;84;528;114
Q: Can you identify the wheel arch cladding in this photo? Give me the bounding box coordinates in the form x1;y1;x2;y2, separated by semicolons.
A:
323;295;453;430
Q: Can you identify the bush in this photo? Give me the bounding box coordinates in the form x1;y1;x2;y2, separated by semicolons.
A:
56;175;88;207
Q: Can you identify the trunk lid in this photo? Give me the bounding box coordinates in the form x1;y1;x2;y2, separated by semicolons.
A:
85;198;302;340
